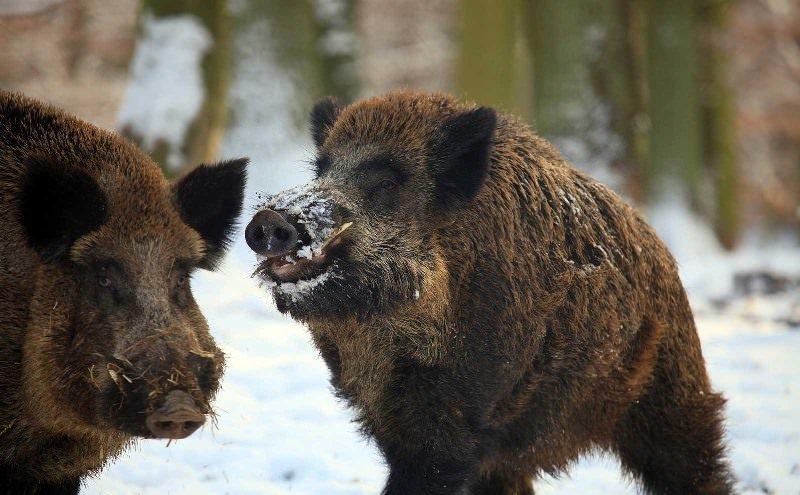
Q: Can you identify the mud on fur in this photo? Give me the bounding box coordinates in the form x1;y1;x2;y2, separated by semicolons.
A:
0;91;247;493
247;91;734;494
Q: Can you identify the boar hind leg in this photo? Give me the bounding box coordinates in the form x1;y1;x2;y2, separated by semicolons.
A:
612;336;734;494
469;470;534;495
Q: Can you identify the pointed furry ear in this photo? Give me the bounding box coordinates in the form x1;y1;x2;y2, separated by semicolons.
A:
310;97;342;147
20;159;108;262
172;158;248;270
431;107;497;209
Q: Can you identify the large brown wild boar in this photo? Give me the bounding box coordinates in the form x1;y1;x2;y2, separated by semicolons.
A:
0;91;246;494
246;92;734;494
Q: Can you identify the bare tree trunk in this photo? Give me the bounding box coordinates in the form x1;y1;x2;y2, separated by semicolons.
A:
118;0;232;176
644;0;702;202
590;0;649;203
457;0;520;113
312;0;360;103
357;0;455;95
523;0;587;138
521;0;625;187
184;0;231;172
699;0;739;249
244;1;360;117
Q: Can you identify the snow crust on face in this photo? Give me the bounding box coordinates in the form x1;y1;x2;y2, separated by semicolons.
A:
256;184;337;299
272;271;334;302
297;245;314;260
264;183;335;250
117;13;211;171
255;252;334;301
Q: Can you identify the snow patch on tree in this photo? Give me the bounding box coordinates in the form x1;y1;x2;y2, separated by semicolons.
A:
117;13;212;171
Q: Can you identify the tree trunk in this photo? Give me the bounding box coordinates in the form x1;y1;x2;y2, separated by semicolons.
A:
220;0;362;192
457;0;520;113
523;0;587;139
242;1;359;120
699;0;739;249
588;0;649;203
644;0;702;202
312;0;360;103
521;0;625;182
118;0;232;176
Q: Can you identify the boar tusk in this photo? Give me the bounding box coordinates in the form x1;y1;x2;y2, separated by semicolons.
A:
321;222;353;250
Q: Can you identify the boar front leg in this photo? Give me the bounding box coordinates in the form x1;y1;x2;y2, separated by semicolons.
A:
378;361;482;495
382;454;476;495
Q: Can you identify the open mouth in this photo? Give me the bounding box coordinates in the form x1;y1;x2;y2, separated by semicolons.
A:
256;222;352;284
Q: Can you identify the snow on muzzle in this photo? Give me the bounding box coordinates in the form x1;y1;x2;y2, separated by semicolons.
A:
246;184;352;285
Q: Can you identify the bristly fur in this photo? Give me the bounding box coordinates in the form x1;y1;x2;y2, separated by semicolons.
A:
172;158;249;270
276;91;734;494
431;106;496;209
20;157;108;262
0;90;244;492
310;96;343;148
313;154;333;178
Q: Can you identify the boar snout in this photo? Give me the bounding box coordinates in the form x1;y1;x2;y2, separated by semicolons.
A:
145;390;206;440
245;209;298;257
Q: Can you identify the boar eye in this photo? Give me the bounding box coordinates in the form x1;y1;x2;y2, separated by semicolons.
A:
97;275;112;288
368;178;400;204
379;179;397;191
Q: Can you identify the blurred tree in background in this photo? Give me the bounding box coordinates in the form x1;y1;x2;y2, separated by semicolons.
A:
457;0;519;115
522;0;599;163
645;0;703;204
118;0;232;175
240;0;359;110
456;0;755;248
590;0;650;204
1;0;794;248
698;0;739;249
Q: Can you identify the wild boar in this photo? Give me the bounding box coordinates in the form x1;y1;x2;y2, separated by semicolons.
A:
0;90;246;493
246;91;733;495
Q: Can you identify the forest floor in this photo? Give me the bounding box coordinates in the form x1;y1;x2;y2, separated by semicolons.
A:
80;200;800;495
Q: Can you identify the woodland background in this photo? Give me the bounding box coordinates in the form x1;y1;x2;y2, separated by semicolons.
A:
1;0;798;248
0;1;799;494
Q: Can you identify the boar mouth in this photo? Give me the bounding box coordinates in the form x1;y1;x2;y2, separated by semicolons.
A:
256;222;352;284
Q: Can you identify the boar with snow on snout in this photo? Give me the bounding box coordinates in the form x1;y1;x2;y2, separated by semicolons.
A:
247;91;734;495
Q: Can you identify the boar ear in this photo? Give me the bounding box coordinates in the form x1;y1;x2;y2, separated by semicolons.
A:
172;158;248;270
310;96;342;148
20;159;107;262
431;107;496;209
